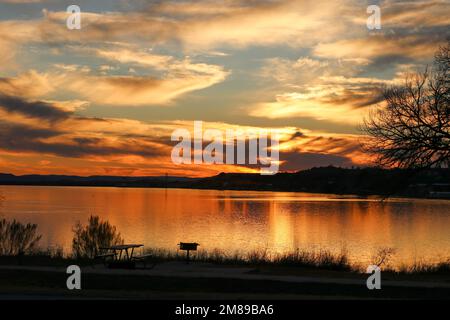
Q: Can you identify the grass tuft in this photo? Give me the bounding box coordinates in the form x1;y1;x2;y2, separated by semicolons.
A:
144;247;352;271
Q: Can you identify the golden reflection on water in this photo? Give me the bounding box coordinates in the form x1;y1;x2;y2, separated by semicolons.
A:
0;186;449;267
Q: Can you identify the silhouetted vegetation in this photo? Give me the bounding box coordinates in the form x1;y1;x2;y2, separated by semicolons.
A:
190;167;450;198
272;250;350;270
372;247;396;268
144;248;351;271
362;40;449;169
398;260;450;274
72;215;124;259
0;218;41;256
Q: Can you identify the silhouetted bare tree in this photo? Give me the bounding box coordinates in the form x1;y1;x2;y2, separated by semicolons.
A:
72;215;124;259
362;40;450;169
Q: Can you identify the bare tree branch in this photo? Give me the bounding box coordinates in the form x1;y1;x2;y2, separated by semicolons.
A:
361;40;450;169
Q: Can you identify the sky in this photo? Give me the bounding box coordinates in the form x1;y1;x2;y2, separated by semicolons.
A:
0;0;449;177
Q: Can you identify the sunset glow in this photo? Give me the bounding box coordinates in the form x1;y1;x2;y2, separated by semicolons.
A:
0;0;448;177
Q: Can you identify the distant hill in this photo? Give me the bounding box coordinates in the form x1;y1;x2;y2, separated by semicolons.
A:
0;173;194;187
1;167;449;198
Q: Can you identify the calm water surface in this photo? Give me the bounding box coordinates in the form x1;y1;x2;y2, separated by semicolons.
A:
1;185;449;267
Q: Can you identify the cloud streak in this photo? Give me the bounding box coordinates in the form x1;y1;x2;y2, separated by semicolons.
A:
0;94;72;121
0;0;448;176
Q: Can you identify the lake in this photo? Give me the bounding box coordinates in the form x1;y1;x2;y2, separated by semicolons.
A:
0;185;449;267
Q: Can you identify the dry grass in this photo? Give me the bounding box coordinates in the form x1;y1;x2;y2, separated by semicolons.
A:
397;259;450;274
144;247;352;271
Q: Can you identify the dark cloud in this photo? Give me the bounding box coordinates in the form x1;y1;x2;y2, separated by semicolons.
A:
300;136;361;155
71;137;102;145
322;88;384;109
289;131;306;140
363;54;414;75
0;87;167;159
0;120;165;159
0;94;72;121
0;120;62;140
279;151;355;171
74;116;110;123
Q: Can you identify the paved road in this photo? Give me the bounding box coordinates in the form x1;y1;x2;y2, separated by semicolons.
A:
1;262;449;289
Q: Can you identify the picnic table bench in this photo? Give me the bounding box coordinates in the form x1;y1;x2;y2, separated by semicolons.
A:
97;244;156;269
132;253;154;268
94;253;115;265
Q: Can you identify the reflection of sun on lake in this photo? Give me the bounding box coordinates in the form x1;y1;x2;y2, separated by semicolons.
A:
1;186;449;267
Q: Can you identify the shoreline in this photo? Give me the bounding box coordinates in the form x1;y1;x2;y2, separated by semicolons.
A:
2;167;450;200
2;183;449;201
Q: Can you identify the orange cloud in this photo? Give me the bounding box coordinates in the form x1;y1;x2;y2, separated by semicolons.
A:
314;35;443;61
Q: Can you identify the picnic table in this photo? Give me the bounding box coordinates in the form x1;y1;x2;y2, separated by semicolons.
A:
97;244;153;268
100;244;143;261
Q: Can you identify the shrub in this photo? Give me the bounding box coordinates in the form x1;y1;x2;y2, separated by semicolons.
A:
72;215;124;259
0;219;42;256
